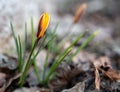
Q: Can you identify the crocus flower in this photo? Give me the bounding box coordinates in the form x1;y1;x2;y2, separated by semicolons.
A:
37;12;50;39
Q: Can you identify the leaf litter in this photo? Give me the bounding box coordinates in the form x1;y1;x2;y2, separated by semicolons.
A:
0;41;120;92
0;48;120;92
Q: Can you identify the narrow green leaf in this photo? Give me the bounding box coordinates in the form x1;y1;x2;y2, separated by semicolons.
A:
10;22;17;41
67;31;86;49
31;17;35;48
33;35;47;59
66;30;100;63
18;35;23;72
10;22;24;72
30;18;41;83
33;23;59;60
19;39;38;87
45;48;72;83
10;22;20;59
23;22;27;59
44;31;86;83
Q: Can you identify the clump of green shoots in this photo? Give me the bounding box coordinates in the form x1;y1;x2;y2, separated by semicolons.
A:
10;12;99;87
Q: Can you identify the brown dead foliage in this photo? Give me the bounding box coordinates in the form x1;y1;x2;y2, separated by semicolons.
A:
0;55;21;92
0;68;21;92
94;67;100;91
93;56;120;90
49;62;85;92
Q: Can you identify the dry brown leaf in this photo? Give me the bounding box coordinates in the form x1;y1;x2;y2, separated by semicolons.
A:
101;68;120;81
93;56;111;69
49;78;68;92
93;56;120;82
49;62;84;92
94;67;100;91
6;73;21;88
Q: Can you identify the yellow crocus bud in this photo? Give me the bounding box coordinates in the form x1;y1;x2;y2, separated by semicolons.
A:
37;12;50;39
73;3;87;23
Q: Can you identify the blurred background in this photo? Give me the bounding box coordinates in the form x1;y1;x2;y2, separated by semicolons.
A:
0;0;120;57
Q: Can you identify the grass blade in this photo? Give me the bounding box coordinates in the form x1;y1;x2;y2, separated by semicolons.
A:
10;22;19;59
10;22;23;72
33;23;59;59
30;17;41;83
31;17;35;47
19;39;38;87
23;22;27;60
44;31;86;83
66;30;100;63
45;48;72;84
57;31;86;58
18;36;23;71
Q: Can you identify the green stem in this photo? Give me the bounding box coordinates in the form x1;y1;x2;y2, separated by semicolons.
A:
19;38;39;87
34;35;47;59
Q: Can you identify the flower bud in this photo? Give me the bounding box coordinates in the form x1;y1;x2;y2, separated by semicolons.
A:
73;3;87;23
37;12;50;39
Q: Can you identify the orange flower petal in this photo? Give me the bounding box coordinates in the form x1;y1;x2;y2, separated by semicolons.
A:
37;12;50;39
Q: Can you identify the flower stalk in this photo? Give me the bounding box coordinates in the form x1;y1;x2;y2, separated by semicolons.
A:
19;38;39;86
19;12;50;86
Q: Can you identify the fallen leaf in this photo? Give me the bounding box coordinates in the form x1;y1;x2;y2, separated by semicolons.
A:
93;56;111;69
49;62;84;92
94;67;100;90
100;68;120;81
93;56;120;83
